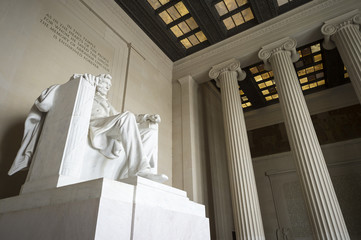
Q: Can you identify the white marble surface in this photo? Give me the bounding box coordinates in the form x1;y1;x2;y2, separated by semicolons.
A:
176;75;207;203
20;77;95;194
259;38;350;239
0;177;210;240
322;10;361;104
0;0;173;200
209;59;265;240
17;73;167;195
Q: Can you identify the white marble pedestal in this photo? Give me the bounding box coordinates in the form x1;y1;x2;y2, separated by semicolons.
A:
0;177;210;240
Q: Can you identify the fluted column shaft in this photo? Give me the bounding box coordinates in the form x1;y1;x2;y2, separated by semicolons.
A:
322;11;361;103
259;38;350;240
209;59;265;240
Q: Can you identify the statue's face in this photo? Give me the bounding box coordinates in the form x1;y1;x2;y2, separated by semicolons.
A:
97;77;112;96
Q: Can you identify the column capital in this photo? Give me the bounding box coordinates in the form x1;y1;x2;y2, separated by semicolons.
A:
209;58;246;83
321;10;361;50
258;37;299;70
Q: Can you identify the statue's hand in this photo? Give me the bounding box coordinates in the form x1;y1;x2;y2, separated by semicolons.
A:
136;114;147;123
136;114;161;124
147;114;161;123
82;73;99;86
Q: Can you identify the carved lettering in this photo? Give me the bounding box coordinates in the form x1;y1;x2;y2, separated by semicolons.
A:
40;13;111;72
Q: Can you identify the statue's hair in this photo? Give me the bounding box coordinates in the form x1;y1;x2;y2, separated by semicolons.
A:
97;74;112;85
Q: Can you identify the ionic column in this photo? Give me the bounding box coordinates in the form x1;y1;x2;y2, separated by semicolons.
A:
259;38;350;240
209;59;265;240
322;10;361;103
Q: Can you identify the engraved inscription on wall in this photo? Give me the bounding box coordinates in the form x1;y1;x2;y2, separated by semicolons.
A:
40;13;110;72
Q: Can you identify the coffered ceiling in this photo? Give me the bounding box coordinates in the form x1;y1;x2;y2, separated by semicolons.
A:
114;0;351;111
114;0;312;61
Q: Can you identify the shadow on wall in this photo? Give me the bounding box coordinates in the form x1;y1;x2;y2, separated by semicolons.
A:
0;119;28;199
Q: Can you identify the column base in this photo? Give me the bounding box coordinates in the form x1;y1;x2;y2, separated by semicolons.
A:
0;177;210;240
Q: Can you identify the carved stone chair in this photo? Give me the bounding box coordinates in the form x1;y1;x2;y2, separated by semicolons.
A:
20;77;130;194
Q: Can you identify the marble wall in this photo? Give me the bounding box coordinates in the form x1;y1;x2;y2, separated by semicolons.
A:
256;139;361;240
200;83;234;239
248;104;361;158
0;0;173;198
172;77;209;204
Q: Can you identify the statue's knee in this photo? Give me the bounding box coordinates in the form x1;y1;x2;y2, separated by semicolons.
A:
123;111;136;123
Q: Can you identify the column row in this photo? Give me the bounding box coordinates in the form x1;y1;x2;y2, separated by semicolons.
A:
207;10;360;240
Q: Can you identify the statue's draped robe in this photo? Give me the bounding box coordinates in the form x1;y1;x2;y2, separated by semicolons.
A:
88;93;158;178
8;85;60;175
9;82;158;180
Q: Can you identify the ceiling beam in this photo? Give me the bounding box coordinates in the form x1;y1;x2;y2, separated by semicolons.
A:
183;0;225;44
249;0;277;23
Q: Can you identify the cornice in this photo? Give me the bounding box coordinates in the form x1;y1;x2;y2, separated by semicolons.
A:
173;0;358;82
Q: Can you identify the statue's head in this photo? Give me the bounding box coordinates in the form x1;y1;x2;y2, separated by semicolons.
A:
96;74;112;96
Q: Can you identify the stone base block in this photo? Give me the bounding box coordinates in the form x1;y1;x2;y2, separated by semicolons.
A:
0;177;210;240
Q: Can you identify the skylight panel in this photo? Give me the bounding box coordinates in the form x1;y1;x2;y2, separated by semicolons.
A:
242;8;254;21
166;6;181;20
239;88;252;108
170;25;183;37
147;1;207;50
236;0;247;7
197;31;207;40
250;42;326;97
232;13;245;26
147;0;162;10
180;32;207;49
295;42;327;92
180;38;192;48
344;66;349;79
248;63;279;102
223;17;236;29
224;0;238;12
186;17;198;30
147;0;169;10
174;2;189;16
159;0;170;5
215;2;228;16
188;35;199;45
178;21;191;34
277;0;289;6
157;2;188;25
214;0;254;30
242;102;252;108
159;11;173;24
277;0;294;7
